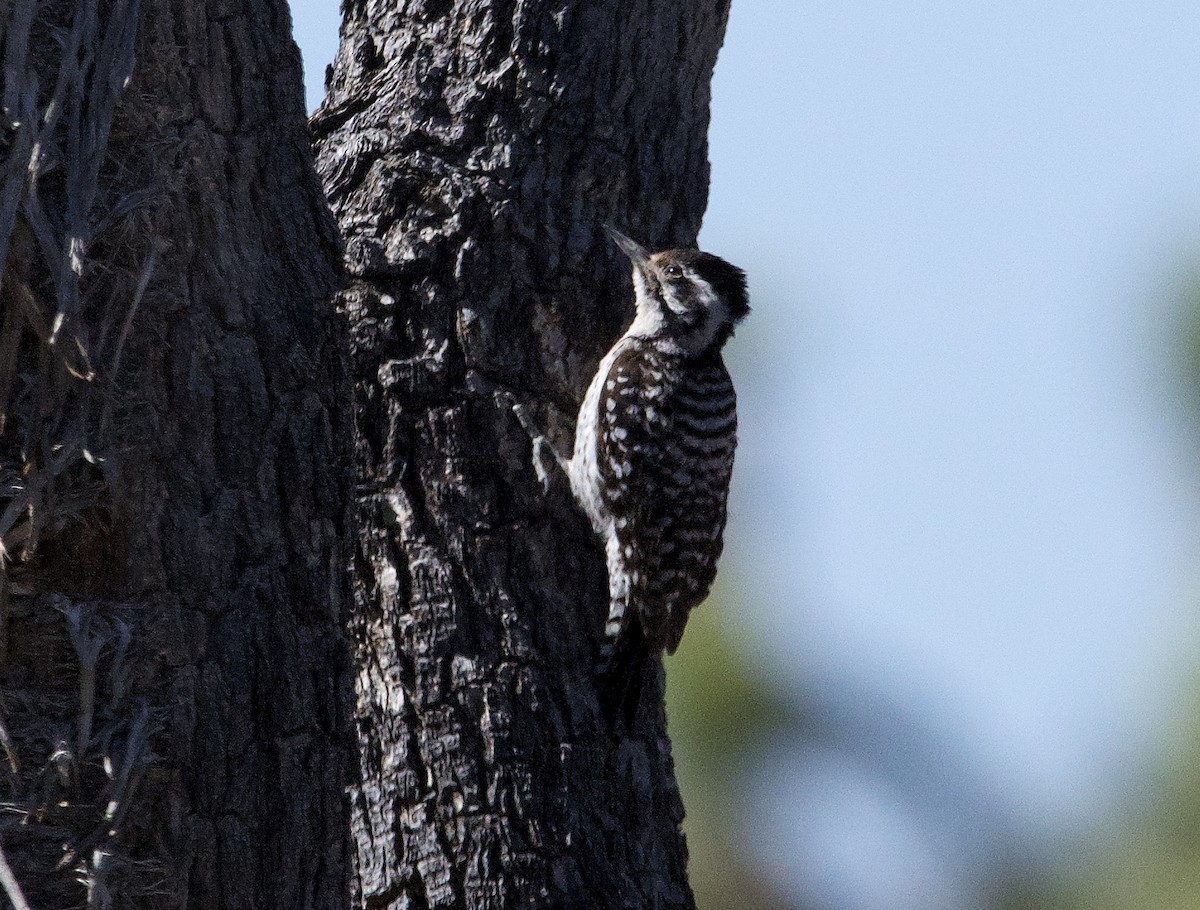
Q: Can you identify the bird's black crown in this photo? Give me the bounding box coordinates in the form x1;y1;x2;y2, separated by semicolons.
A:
679;250;750;323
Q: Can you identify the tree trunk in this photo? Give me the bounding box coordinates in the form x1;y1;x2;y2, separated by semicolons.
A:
0;1;348;908
312;2;731;908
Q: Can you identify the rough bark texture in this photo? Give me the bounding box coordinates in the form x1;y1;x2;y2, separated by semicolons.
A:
0;1;348;908
312;2;731;907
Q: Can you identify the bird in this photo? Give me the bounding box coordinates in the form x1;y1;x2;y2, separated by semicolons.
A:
508;227;749;721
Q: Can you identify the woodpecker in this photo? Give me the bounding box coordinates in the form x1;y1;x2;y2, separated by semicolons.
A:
510;228;748;710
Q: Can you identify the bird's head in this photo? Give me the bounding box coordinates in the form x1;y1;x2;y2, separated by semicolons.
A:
610;229;750;357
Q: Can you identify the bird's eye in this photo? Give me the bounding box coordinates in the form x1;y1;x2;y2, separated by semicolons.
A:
663;264;684;279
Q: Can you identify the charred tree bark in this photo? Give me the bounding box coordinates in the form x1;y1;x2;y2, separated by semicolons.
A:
313;2;731;908
0;1;348;908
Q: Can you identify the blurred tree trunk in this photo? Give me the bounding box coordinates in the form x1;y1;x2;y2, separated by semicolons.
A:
0;1;348;908
313;1;731;908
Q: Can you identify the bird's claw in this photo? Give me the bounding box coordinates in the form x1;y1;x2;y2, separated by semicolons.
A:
496;391;563;494
530;437;555;494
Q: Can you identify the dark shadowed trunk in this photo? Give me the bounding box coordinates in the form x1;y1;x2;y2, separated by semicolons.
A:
313;2;732;907
2;0;733;906
0;1;348;907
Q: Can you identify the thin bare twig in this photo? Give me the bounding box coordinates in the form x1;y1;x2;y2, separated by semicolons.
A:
0;0;36;121
58;700;152;871
0;837;32;910
0;690;18;777
108;246;156;384
59;599;107;773
0;82;37;293
0;279;23;437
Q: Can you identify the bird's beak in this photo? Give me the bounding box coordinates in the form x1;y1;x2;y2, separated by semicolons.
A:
607;226;650;268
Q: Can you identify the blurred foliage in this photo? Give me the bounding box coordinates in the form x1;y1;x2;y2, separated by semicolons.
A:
997;274;1200;910
1178;276;1200;415
664;580;807;910
1040;682;1200;910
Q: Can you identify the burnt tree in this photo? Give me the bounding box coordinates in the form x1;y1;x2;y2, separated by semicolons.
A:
0;0;348;908
313;1;733;908
0;0;734;907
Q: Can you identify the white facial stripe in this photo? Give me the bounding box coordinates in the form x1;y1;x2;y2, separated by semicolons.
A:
627;263;733;355
691;276;729;325
663;289;690;315
690;276;730;350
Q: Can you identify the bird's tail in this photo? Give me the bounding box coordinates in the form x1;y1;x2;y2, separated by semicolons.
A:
597;620;654;735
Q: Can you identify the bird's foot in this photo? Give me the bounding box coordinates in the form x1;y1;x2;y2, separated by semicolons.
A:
495;391;566;494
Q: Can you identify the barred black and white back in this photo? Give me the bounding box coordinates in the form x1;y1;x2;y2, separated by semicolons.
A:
566;232;749;682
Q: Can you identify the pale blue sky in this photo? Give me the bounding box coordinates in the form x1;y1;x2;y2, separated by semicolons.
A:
293;3;1200;906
